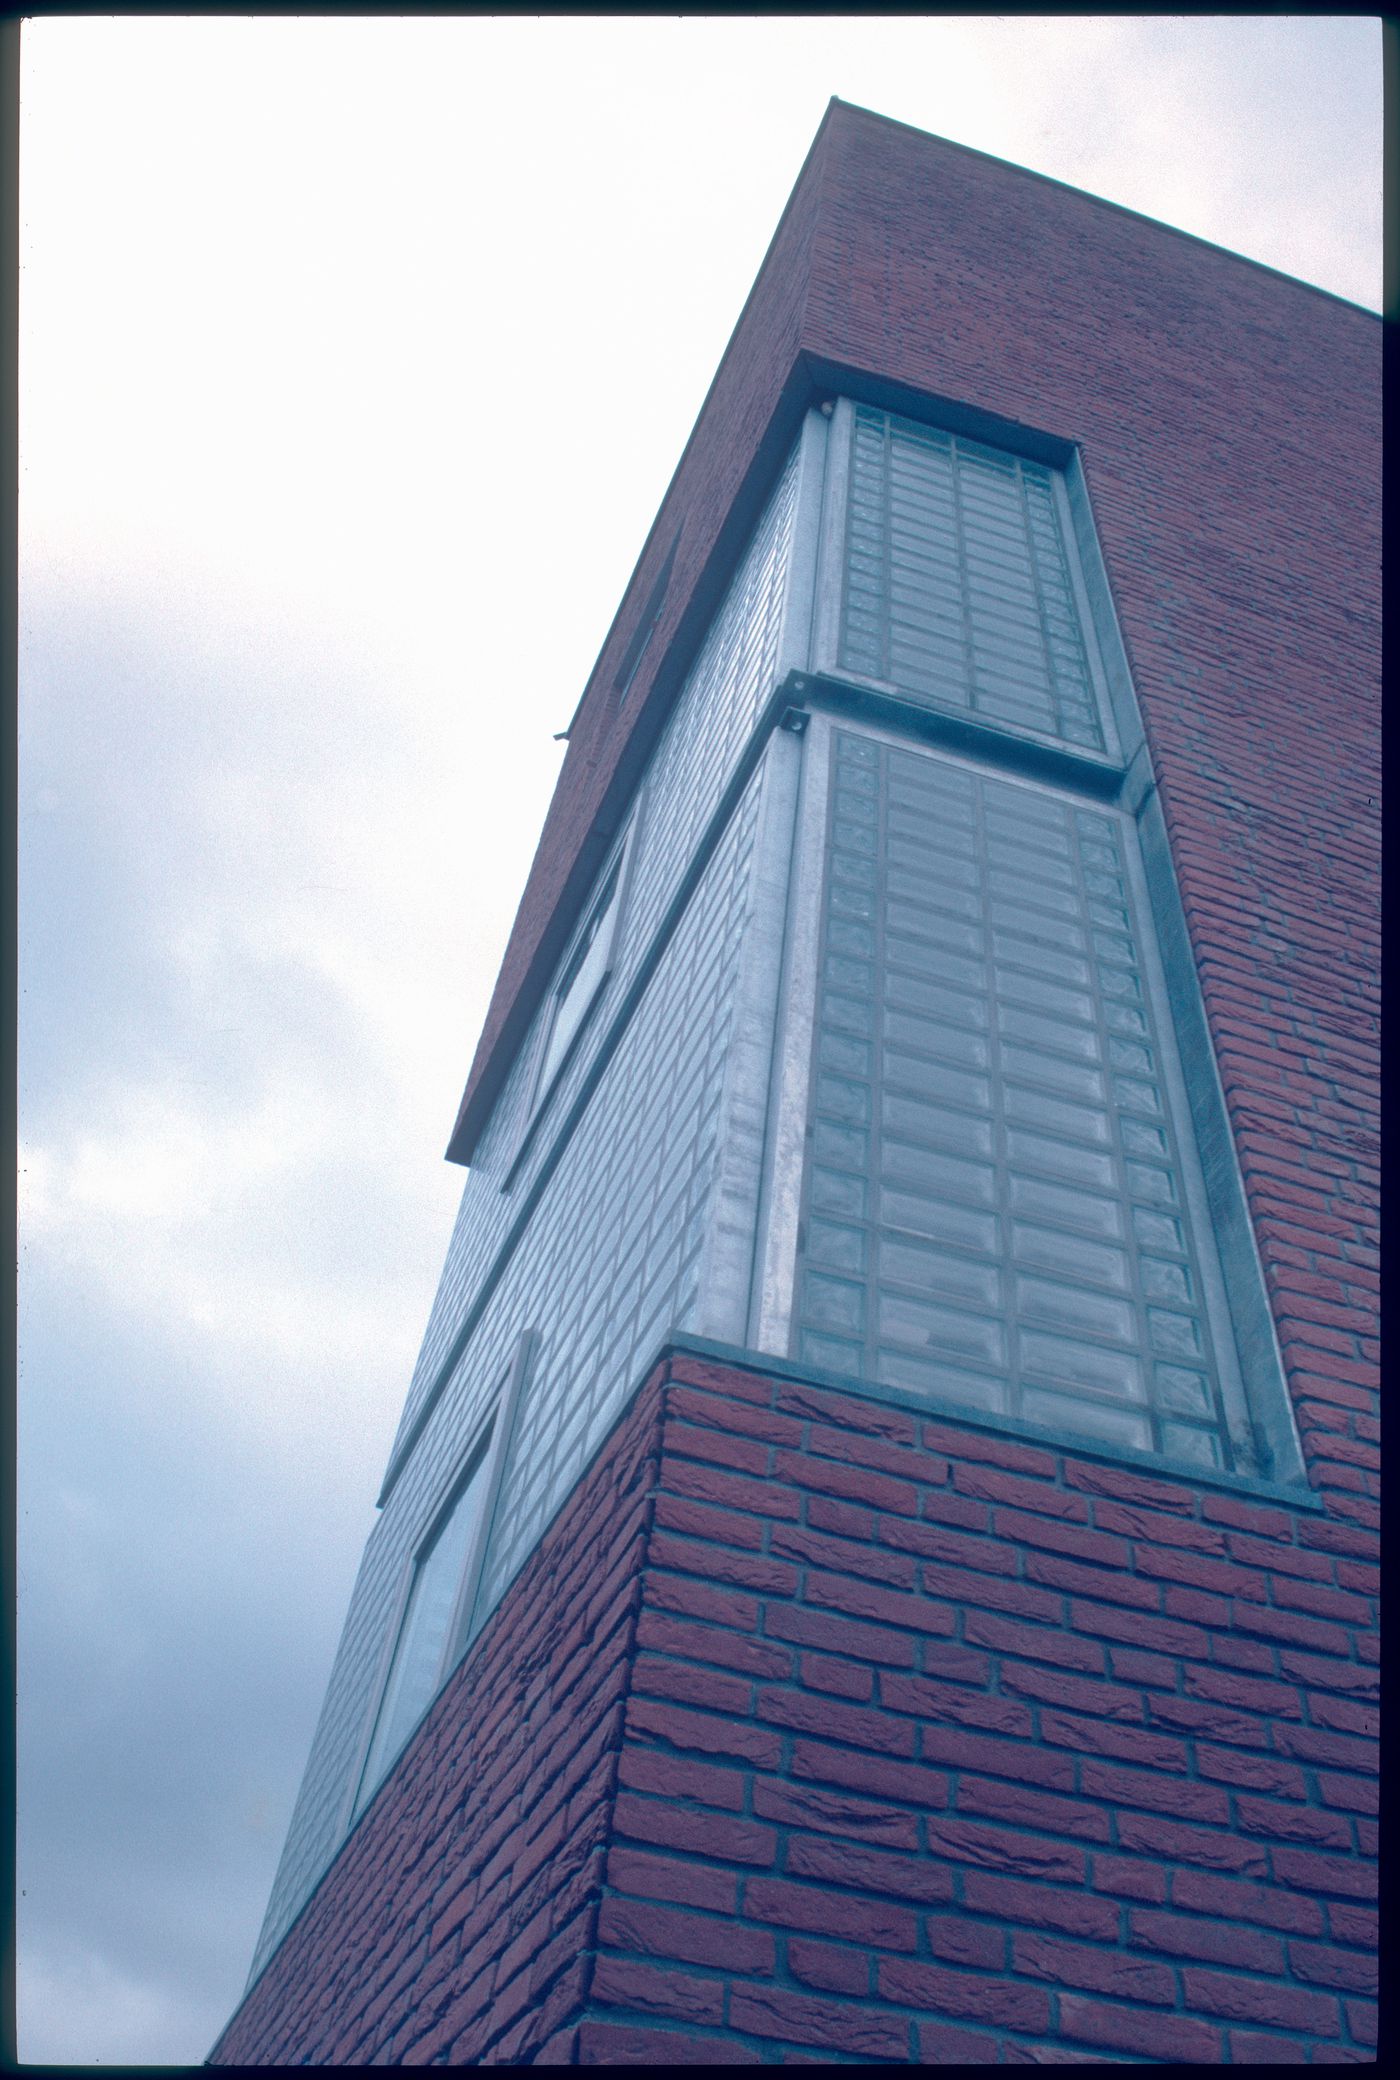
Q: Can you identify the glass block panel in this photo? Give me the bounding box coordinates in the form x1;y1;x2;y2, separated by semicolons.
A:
839;407;1107;751
791;731;1240;1469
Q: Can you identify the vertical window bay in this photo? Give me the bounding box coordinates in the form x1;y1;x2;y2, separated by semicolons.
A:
792;728;1251;1473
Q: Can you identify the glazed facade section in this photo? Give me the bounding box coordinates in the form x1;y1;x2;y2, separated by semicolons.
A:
793;729;1251;1469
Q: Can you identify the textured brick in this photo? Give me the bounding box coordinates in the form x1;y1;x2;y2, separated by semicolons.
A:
1014;1929;1175;2004
617;1745;746;1813
634;1609;792;1682
1039;1709;1186;1773
806;1566;957;1637
1078;1758;1228;1823
1344;1997;1378;2046
756;1683;917;1754
590;1954;725;2026
625;1696;781;1768
1234;1793;1353;1849
728;1983;909;2059
952;1463;1089;1518
1326;1903;1378;1950
765;1597;918;1668
1227;2030;1309;2063
1062;1461;1194;1515
924;1914;1006;1970
878;1958;1050;2032
1057;1994;1222;2062
916;2020;1003;2062
1270;1846;1376;1901
924;1816;1085;1882
597;1897;773;1975
576;2020;759;2065
613;1791;776;1867
919;1722;1075;1791
1288;1940;1377;1995
787;1736;950;1810
752;1777;920;1849
880;1669;1033;1737
743;1875;917;1952
1170;1866;1326;1936
1180;1966;1340;2036
1193;1743;1307;1798
1116;1812;1269;1878
1128;1907;1285;1974
962;1869;1118;1941
606;1847;739;1914
787;1934;869;1993
784;1833;955;1905
961;1607;1103;1673
955;1775;1112;1842
798;1649;873;1701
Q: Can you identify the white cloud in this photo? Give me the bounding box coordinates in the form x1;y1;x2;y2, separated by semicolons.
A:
17;1941;216;2068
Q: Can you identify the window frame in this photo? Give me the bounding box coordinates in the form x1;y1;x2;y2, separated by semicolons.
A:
342;1329;538;1832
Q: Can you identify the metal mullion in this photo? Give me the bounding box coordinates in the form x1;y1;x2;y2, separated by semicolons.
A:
1064;811;1170;1457
751;715;832;1356
811;733;880;1373
863;736;895;1380
948;437;980;718
817;401;856;678
974;768;1021;1426
1015;459;1079;748
1114;812;1261;1474
879;412;895;686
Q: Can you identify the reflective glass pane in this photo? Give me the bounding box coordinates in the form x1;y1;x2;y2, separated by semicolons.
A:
356;1439;492;1812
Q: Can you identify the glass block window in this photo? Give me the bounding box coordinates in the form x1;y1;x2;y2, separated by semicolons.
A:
792;727;1249;1472
840;405;1106;753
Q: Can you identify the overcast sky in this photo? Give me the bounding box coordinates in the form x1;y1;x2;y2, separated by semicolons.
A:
17;14;1382;2067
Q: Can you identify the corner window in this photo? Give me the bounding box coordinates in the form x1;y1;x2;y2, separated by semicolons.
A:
761;396;1303;1487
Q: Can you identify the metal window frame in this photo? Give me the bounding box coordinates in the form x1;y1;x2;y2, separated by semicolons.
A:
813;398;1126;772
340;1329;538;1837
752;391;1306;1488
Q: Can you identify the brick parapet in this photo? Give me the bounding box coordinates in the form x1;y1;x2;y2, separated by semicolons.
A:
212;1347;1377;2064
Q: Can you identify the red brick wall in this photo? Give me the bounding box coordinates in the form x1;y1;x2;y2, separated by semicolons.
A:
213;1349;1377;2064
